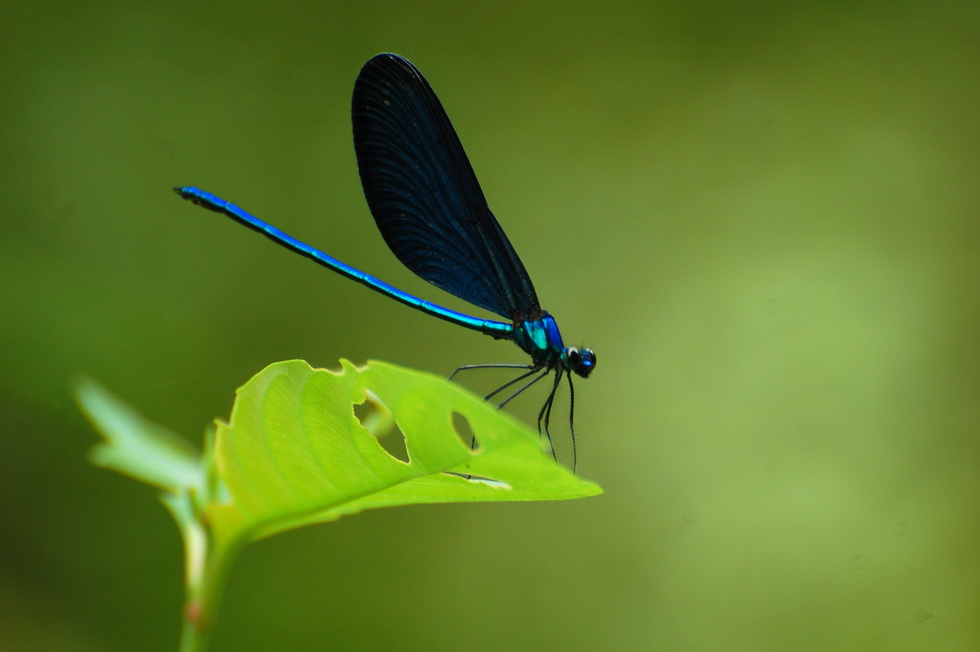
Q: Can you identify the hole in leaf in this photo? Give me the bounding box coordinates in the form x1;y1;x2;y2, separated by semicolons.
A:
354;398;409;464
451;411;480;454
442;471;511;489
352;391;392;437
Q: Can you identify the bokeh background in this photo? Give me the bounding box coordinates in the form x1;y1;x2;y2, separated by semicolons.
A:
2;1;978;650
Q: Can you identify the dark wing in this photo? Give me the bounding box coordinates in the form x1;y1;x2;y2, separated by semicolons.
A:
352;53;541;321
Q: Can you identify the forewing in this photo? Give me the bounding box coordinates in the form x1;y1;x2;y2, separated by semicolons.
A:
352;53;540;320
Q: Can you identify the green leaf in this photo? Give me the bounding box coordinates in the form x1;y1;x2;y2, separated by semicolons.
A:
75;359;601;647
207;360;602;543
75;376;202;493
76;360;602;548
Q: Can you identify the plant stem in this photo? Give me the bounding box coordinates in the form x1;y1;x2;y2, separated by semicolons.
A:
178;530;244;652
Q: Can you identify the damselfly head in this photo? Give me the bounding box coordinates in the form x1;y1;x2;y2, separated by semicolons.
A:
564;347;596;378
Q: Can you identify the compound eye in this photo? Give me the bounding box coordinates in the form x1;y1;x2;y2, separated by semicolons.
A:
568;347;596;378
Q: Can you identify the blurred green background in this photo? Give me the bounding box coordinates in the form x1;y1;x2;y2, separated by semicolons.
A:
2;1;978;650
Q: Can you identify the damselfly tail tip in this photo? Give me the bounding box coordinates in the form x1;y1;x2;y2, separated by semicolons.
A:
173;187;223;213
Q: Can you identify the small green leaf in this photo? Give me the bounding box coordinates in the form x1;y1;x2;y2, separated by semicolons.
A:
75;376;202;493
